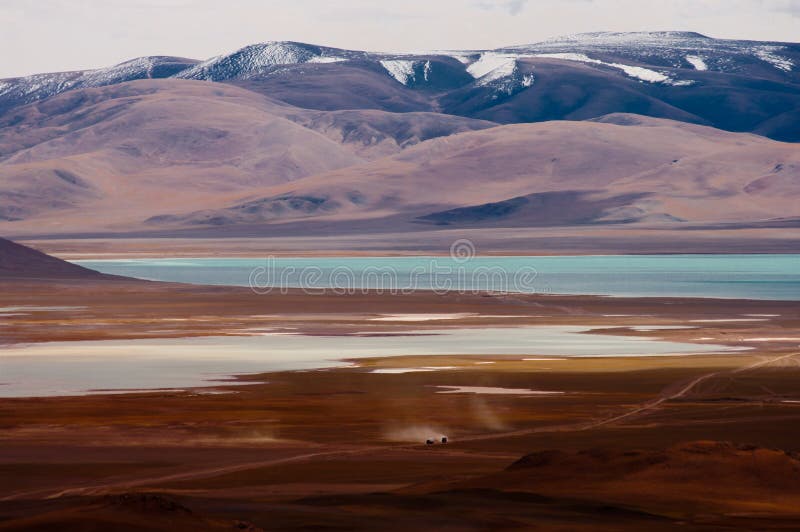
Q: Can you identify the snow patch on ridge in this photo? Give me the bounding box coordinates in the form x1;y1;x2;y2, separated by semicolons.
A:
307;56;347;64
465;53;535;96
535;52;601;64
380;59;433;85
534;52;687;85
447;53;473;65
479;68;534;94
467;52;519;79
685;55;708;71
380;60;416;84
752;46;794;72
614;64;669;83
669;79;696;87
475;60;517;85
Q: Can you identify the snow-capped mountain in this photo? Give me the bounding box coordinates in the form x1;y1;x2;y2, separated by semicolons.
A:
0;32;798;140
174;42;362;81
0;56;197;114
504;31;797;74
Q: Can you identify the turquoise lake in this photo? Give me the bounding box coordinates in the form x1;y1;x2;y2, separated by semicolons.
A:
75;254;800;300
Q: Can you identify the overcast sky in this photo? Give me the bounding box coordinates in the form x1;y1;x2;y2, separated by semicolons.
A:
1;0;798;78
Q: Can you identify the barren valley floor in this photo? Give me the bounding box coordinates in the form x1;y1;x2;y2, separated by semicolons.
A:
1;279;800;529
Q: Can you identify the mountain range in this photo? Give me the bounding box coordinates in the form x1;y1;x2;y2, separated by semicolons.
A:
0;32;798;245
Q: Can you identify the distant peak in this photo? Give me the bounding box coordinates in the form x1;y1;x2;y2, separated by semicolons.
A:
543;31;712;42
241;40;319;51
105;55;199;68
672;31;712;39
173;40;353;81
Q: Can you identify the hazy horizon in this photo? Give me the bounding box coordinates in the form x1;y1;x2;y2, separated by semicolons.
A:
1;0;798;78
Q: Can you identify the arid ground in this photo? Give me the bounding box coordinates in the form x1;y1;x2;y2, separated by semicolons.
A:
1;277;800;530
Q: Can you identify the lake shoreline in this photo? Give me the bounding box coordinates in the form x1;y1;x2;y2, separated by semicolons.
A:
1;278;797;395
64;253;800;301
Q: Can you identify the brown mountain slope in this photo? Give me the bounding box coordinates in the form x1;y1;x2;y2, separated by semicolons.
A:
0;79;496;234
437;441;800;518
0;237;107;279
0;80;364;230
281;108;497;160
1;76;798;237
154;114;800;231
